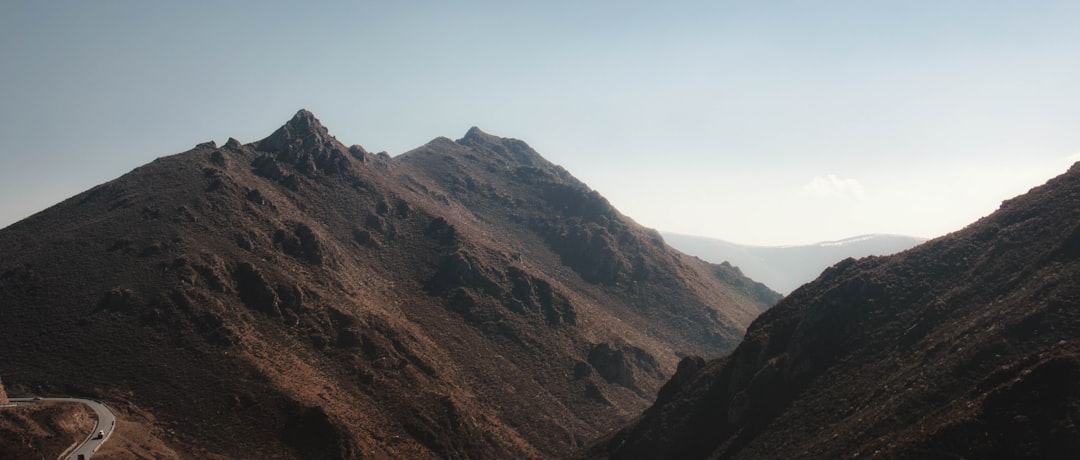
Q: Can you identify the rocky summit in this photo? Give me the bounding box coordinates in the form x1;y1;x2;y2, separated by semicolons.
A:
0;110;778;459
583;162;1080;459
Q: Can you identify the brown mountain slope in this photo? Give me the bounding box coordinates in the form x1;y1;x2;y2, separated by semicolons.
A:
582;162;1080;459
0;401;96;459
0;110;778;459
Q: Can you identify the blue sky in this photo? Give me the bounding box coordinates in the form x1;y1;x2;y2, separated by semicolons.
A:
3;1;1079;245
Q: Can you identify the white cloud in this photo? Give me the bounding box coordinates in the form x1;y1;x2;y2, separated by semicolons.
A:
803;174;865;198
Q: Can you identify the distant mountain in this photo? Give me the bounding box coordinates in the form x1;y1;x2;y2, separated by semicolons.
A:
663;233;925;294
583;163;1080;459
0;110;778;459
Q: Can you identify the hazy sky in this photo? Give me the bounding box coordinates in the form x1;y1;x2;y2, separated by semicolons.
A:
3;1;1079;245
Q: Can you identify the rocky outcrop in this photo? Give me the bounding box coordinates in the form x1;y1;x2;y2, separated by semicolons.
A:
254;109;353;176
0;376;8;404
586;343;663;395
233;262;280;316
274;223;324;266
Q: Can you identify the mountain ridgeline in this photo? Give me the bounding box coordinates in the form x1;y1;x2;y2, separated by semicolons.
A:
0;111;778;459
584;162;1080;459
663;233;926;294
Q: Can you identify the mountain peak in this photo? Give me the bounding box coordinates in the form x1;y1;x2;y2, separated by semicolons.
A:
278;108;331;141
288;108;321;129
453;127;550;168
255;109;342;158
460;126;500;145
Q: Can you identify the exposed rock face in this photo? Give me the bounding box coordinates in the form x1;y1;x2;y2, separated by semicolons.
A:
0;110;779;459
582;162;1080;459
0;376;8;404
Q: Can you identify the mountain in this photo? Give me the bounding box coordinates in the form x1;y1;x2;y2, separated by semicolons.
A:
663;233;926;294
583;162;1080;459
0;110;779;459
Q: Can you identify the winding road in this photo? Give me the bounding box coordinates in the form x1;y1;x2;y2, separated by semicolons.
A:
9;397;115;460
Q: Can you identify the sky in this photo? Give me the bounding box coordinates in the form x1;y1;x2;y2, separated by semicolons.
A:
2;1;1080;246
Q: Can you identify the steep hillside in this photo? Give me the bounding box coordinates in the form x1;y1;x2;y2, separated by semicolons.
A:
0;111;778;459
664;233;925;294
584;162;1080;459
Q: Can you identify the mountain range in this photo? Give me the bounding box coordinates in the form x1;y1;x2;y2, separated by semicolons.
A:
5;109;1078;459
663;233;926;294
0;110;778;459
584;162;1080;459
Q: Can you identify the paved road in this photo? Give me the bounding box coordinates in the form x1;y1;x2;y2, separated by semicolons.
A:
9;397;115;460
